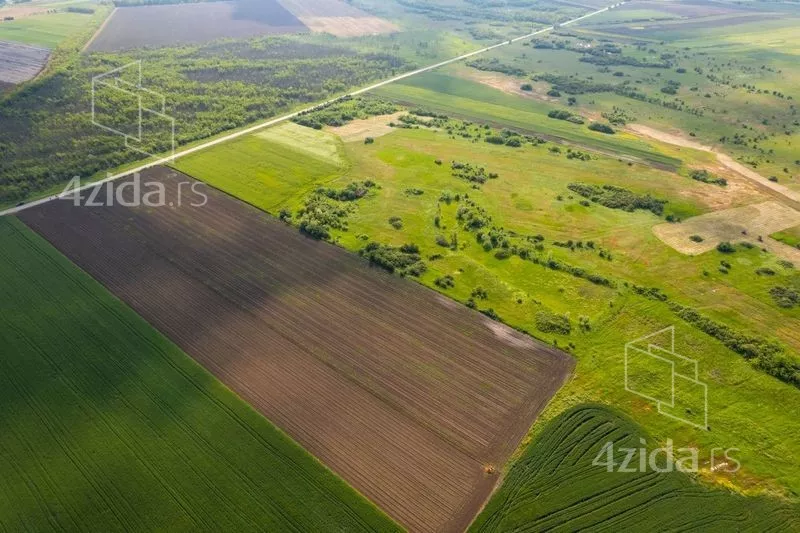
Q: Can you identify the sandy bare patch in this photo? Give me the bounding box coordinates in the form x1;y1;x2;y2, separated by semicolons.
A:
278;0;397;36
630;124;800;208
298;15;398;37
328;112;404;142
463;69;560;104
653;201;800;262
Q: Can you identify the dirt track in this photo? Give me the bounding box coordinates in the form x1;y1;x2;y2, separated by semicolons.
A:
629;124;800;209
19;167;574;533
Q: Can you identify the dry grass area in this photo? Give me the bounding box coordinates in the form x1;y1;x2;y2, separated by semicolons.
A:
328;112;405;142
653;201;800;261
462;69;560;104
0;5;52;19
298;16;398;37
278;0;398;37
20;167;574;533
630;124;800;209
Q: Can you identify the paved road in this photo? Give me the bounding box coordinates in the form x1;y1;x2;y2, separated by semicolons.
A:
1;2;623;217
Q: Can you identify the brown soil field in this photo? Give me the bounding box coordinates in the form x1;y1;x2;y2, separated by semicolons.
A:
19;167;575;533
86;0;307;52
278;0;398;37
0;40;49;84
328;112;405;142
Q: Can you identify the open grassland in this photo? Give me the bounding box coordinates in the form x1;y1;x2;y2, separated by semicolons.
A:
19;168;575;533
773;226;800;249
470;405;800;532
172;112;800;498
0;216;399;532
451;0;800;194
424;1;800;195
177;125;347;211
0;11;98;48
375;72;685;170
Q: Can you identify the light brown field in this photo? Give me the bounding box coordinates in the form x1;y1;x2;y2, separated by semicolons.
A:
653;201;800;262
0;5;52;19
462;69;560;104
631;124;800;210
278;0;398;37
20;167;574;533
328;112;405;142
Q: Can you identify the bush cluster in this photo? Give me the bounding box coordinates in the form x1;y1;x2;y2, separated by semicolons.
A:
567;183;666;216
359;243;426;277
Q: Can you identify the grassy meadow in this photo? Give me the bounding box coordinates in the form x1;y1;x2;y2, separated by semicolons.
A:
173;107;800;499
448;4;800;192
0;2;106;48
0;216;399;532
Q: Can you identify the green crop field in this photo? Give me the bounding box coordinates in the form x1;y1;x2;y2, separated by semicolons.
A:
173;106;800;499
772;226;800;249
470;405;800;532
0;11;99;48
0;217;398;532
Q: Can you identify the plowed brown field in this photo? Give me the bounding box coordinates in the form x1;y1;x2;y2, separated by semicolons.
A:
19;167;574;533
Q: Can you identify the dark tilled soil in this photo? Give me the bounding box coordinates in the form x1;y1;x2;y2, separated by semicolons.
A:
20;167;575;533
0;41;49;84
87;0;307;52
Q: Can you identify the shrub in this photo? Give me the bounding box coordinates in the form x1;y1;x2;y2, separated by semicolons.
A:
716;241;736;254
318;180;377;201
535;311;572;335
690;235;704;243
471;287;488;300
359;242;426;277
364;137;375;144
520;83;533;91
770;286;800;308
567;182;666;216
435;275;455;289
689;169;727;186
588;122;615;134
669;302;797;387
388;216;403;229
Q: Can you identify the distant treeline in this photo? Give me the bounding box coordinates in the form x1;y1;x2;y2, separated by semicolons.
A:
113;0;226;6
0;38;410;205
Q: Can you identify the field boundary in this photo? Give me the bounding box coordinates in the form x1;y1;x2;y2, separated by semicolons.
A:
81;7;117;53
0;1;625;218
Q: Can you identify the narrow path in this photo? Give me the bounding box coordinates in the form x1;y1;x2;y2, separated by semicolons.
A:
1;2;625;218
629;124;800;210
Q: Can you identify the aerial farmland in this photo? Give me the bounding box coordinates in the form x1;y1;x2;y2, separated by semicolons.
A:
2;0;800;530
0;40;49;84
19;168;574;532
